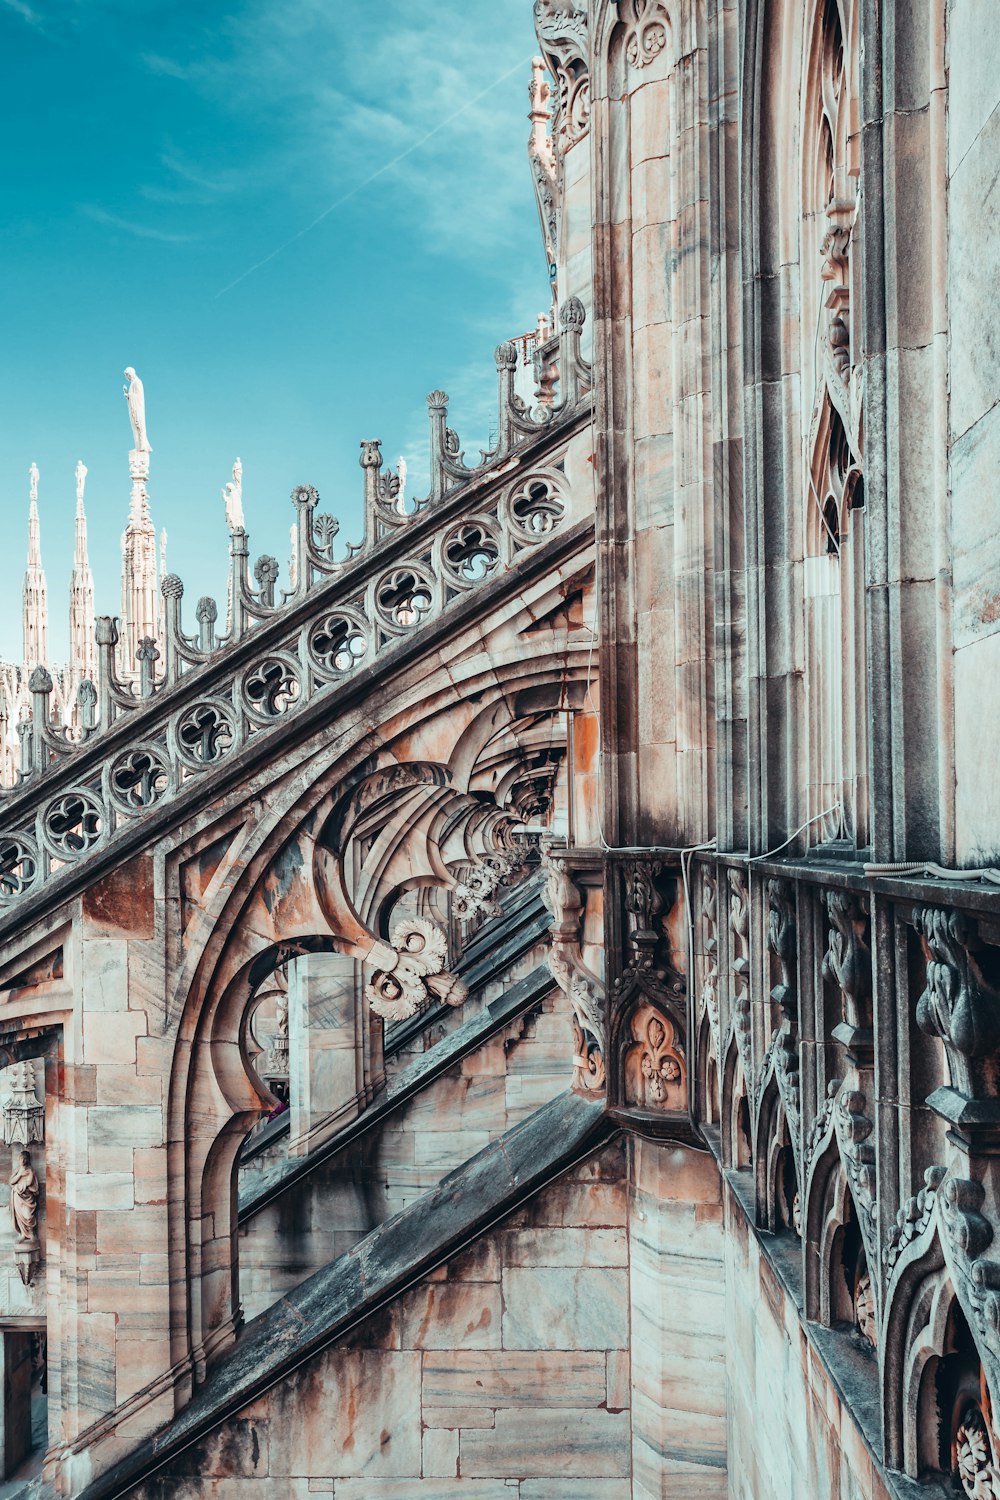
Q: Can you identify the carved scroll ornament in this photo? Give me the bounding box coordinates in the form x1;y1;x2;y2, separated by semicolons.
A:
365;917;467;1023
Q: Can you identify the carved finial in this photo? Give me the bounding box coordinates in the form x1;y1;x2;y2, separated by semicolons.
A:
195;597;218;626
160;574;184;600
360;440;382;470
28;666;52;695
291;484;318;510
95;615;119;646
560;295;586;329
427;390;449;411
123;367;152;453
136;636;160;663
495;341;518;370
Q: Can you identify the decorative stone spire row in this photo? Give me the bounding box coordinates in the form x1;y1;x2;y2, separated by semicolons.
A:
0;309;591;907
22;463;48;672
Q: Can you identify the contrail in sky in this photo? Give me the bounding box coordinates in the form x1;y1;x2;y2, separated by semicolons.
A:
216;53;535;299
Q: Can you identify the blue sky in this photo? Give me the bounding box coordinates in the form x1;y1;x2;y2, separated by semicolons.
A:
0;0;547;661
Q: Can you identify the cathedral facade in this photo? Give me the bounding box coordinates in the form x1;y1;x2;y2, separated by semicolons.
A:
0;0;997;1497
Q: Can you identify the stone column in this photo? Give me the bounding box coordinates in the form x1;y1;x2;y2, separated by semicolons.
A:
287;953;363;1155
628;1137;727;1498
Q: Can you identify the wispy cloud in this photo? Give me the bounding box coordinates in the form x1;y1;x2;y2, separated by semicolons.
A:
215;51;533;298
79;204;197;244
130;2;542;291
1;0;42;26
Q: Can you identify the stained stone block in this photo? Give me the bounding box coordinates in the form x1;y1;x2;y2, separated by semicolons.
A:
422;1424;459;1478
457;1407;631;1479
500;1267;628;1351
336;1485;510;1499
421;1350;607;1409
519;1484;632;1500
247;1352;421;1479
499;1227;627;1268
399;1281;502;1351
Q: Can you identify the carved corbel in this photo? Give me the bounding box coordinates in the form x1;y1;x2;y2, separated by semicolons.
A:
541;847;606;1093
822;889;873;1068
364;917;467;1023
912;906;1000;1120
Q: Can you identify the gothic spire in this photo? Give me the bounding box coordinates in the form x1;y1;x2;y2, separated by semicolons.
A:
22;462;48;670
70;460;95;680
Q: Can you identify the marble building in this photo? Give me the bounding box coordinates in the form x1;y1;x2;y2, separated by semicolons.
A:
0;0;997;1496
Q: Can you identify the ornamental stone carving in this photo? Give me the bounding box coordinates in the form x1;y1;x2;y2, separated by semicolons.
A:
767;878;800;1138
822;889;872;1061
364;917;467;1023
835;1086;878;1309
451;860;505;922
729;869;751;1078
912;906;1000;1102
9;1148;41;1286
624;1002;685;1111
533;0;590;152
1;1063;44;1146
541;845;606;1093
618;0;670;70
955;1403;1000;1499
700;872;721;1062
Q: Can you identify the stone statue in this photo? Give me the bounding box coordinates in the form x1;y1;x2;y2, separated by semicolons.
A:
124;367;152;453
29;462;38;505
9;1150;39;1244
75;460;87;504
222;457;244;531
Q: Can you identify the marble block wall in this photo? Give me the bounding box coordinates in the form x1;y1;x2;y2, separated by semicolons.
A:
238;986;574;1321
131;1145;632;1499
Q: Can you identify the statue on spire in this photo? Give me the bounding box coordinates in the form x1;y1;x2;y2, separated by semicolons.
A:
29;463;38;506
222;458;244;531
75;460;87;507
123;367;152;453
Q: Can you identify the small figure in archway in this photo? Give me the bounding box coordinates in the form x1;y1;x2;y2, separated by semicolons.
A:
10;1150;40;1245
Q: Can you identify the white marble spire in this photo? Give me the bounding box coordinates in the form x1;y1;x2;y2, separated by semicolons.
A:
120;367;160;675
69;460;96;680
22;463;48;670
